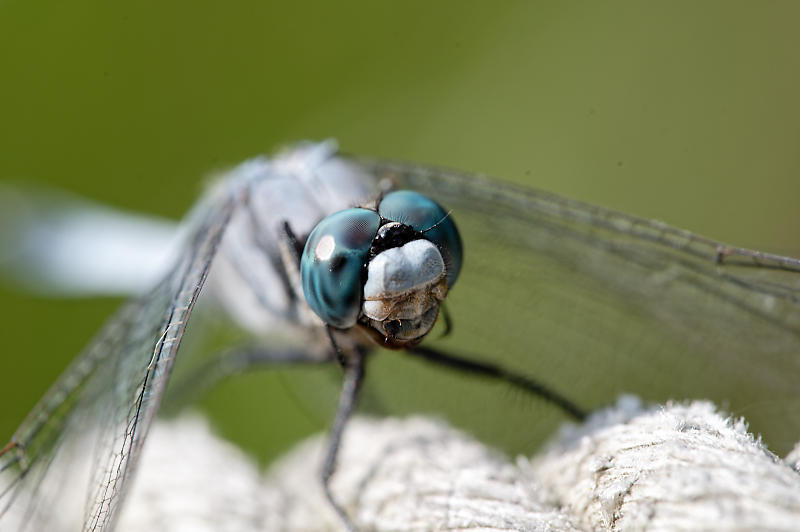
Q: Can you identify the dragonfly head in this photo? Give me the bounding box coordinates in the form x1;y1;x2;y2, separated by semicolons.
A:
300;190;462;350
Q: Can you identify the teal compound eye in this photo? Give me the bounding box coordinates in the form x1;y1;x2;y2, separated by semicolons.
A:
301;208;381;329
378;190;463;288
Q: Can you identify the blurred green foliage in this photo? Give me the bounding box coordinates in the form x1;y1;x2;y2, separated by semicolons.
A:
1;1;799;462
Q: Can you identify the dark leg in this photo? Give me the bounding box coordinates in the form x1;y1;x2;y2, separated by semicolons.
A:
406;346;587;421
239;202;298;312
282;220;306;266
326;325;349;368
164;346;332;411
321;344;366;532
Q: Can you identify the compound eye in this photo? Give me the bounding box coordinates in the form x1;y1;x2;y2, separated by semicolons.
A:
300;208;381;328
378;190;463;288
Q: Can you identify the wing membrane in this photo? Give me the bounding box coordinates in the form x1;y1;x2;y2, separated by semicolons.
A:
0;179;242;531
0;143;376;531
356;157;800;454
3;146;800;530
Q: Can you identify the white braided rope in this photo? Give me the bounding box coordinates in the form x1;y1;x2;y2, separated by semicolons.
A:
9;399;800;531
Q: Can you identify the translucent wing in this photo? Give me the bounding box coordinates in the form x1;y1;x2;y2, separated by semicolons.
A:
353;156;800;455
3;144;800;530
0;177;243;531
0;142;378;531
0;182;179;297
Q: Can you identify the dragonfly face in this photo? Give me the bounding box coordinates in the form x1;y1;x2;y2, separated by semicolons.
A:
1;141;799;531
300;190;463;348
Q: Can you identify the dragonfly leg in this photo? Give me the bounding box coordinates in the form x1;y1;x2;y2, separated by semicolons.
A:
326;325;349;368
275;220;311;322
164;346;332;410
321;345;366;532
405;346;587;421
281;220;305;266
238;199;300;313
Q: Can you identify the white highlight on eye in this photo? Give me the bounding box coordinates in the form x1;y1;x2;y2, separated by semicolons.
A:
315;235;336;261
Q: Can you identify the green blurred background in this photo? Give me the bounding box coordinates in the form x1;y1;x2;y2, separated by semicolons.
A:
1;1;799;462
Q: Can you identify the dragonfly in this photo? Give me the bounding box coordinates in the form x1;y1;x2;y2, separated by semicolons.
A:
1;140;799;531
